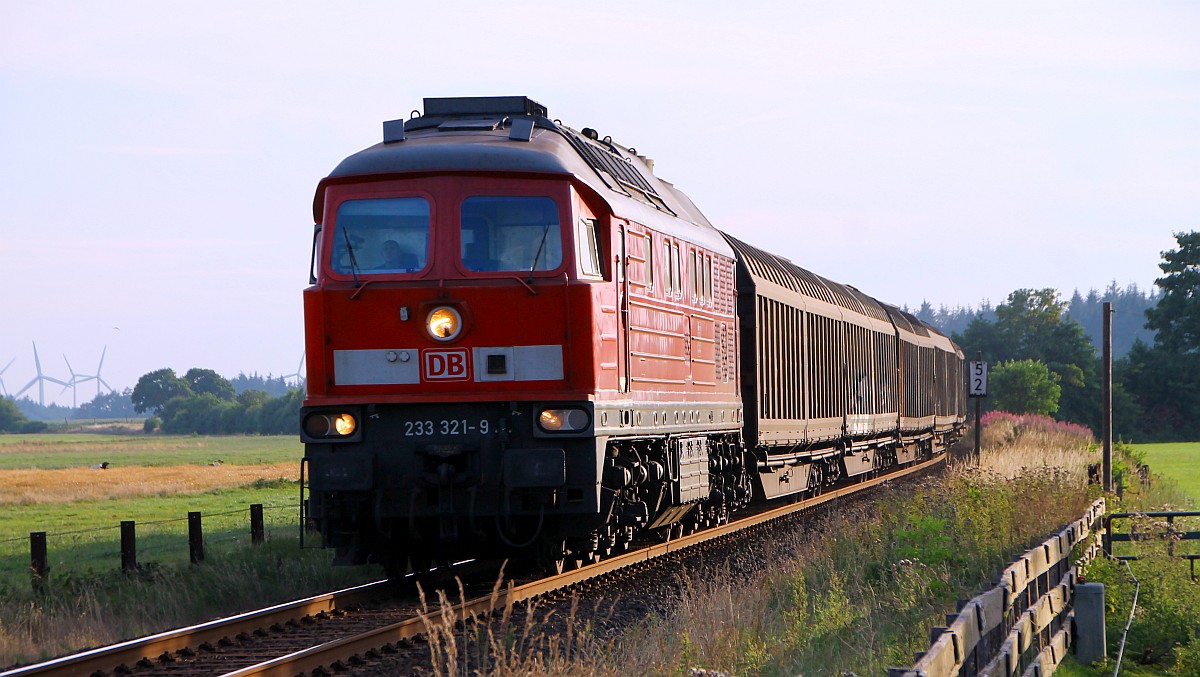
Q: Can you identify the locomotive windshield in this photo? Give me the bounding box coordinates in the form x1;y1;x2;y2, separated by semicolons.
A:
330;197;430;275
460;196;562;273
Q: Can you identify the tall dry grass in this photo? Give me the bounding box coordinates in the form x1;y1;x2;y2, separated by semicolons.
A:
418;574;618;676
0;539;380;669
976;411;1096;483
417;414;1098;676
0;463;298;504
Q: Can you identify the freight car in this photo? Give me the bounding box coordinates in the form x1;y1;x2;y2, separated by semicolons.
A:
299;96;965;575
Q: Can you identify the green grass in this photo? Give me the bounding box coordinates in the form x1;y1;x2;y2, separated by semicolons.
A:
1131;442;1200;506
0;534;381;669
1070;444;1200;676
0;483;301;579
0;432;375;670
0;434;302;469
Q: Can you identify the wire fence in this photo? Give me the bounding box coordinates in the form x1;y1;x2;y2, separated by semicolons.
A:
1;502;305;582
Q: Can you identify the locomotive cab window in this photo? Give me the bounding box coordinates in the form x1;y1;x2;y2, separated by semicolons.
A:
461;196;563;273
644;233;654;291
671;241;681;297
329;197;430;276
577;218;603;278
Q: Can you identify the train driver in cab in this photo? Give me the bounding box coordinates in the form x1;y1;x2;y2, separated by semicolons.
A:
378;239;418;271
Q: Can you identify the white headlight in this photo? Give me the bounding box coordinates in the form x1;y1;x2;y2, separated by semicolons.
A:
427;306;463;341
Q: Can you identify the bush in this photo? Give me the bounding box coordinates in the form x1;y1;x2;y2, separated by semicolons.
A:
990;359;1062;415
20;420;49;433
0;397;28;432
156;389;303;435
143;417;160;433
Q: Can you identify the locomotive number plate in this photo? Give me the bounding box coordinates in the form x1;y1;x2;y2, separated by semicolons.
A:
403;418;492;437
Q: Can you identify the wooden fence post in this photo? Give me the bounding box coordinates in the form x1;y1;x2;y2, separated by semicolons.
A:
250;504;265;544
30;531;48;585
121;520;137;572
188;512;204;564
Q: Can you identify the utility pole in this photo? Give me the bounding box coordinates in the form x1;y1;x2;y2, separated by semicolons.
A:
1103;302;1113;492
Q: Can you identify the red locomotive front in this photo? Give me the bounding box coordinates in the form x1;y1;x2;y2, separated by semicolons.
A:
301;97;745;573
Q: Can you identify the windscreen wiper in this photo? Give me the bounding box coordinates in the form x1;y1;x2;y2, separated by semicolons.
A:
528;223;552;283
341;227;362;287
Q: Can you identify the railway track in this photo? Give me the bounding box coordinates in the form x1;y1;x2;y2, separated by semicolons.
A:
3;453;944;677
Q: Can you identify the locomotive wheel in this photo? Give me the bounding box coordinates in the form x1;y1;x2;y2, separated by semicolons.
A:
536;540;572;576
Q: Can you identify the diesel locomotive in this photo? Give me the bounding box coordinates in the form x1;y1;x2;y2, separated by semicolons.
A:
299;96;965;574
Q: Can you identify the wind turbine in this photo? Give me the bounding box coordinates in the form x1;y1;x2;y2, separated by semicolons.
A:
60;355;92;409
14;342;70;407
60;347;115;407
0;357;14;397
92;346;114;396
283;351;306;386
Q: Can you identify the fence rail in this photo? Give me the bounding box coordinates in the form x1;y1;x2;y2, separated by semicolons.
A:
889;498;1106;677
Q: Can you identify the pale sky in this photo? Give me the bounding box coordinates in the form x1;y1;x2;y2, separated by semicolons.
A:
2;1;1197;406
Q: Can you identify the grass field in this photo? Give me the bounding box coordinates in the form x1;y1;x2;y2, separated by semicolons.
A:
1131;442;1200;506
0;433;303;469
0;483;301;577
0;434;305;581
0;432;383;668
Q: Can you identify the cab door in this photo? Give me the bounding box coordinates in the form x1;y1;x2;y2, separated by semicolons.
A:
618;223;630;392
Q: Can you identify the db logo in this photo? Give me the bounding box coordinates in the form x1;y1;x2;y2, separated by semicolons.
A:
423;349;470;381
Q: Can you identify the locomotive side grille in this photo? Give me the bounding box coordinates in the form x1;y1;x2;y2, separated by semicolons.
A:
714;258;736;315
717;322;733;384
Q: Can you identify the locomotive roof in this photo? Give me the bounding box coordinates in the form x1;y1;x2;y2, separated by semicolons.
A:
319;96;732;255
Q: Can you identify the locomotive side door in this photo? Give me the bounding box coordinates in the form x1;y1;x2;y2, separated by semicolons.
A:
618;223;630;392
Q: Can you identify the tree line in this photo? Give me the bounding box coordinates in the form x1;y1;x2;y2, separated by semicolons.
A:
131;368;302;435
947;231;1200;442
0;370;303;434
910;282;1158;359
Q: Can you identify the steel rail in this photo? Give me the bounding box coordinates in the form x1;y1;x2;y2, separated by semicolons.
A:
0;579;396;677
225;453;945;677
3;558;498;677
